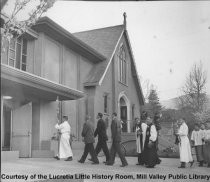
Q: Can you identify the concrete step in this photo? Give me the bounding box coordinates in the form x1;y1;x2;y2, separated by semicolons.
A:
1;151;19;161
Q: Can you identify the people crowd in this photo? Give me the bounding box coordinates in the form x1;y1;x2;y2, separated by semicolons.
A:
190;120;210;168
54;111;210;169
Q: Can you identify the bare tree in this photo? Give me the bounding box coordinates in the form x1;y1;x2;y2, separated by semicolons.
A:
178;62;207;113
1;0;55;42
139;76;155;102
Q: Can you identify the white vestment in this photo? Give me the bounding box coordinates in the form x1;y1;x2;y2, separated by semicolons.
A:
178;122;193;163
55;121;73;158
191;129;205;146
136;123;147;153
149;125;158;142
204;129;210;141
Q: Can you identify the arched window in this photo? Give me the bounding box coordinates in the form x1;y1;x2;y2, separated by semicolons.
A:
118;45;127;84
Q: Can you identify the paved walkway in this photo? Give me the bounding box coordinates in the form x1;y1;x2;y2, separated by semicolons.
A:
1;151;210;182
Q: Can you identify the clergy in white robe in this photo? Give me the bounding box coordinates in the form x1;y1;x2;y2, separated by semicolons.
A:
191;124;205;166
136;123;147;153
55;116;73;161
177;119;193;168
135;118;147;165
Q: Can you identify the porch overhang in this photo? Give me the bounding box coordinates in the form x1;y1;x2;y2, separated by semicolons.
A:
1;64;85;102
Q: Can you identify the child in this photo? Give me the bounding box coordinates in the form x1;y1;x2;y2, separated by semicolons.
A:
203;120;210;168
191;123;205;166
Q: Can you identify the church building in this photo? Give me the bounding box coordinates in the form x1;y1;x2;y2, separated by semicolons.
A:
1;14;144;159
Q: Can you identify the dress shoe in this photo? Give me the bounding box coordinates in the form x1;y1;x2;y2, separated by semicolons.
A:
120;164;128;167
65;157;73;161
189;160;194;167
146;166;154;168
178;162;186;168
54;156;60;160
78;160;84;163
156;159;162;164
88;158;93;162
136;163;141;165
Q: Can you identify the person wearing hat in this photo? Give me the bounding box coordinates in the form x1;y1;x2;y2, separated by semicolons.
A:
54;115;73;161
93;113;110;163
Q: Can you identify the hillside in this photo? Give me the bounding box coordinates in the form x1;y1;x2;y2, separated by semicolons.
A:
161;95;210;110
160;97;179;110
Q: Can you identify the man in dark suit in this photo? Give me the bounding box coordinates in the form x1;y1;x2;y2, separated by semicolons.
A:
106;112;128;167
94;113;109;163
78;115;99;164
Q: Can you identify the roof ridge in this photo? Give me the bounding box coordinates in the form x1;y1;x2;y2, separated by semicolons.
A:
73;24;124;34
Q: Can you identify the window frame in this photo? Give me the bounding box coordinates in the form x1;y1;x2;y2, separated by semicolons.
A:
103;93;109;114
118;44;127;85
7;37;27;71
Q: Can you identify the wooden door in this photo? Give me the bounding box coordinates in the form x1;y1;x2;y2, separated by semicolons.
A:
11;102;32;157
121;106;127;132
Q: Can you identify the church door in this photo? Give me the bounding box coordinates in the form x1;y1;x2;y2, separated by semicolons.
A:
121;106;127;132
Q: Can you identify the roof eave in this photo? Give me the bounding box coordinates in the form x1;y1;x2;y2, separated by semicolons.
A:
1;64;85;101
124;30;145;105
83;82;98;87
32;17;106;63
98;28;125;86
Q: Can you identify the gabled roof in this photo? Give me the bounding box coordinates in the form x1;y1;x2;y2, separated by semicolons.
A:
74;25;144;105
73;25;124;86
73;25;124;60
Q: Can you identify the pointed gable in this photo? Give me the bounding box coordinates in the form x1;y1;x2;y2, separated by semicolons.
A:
73;25;124;60
74;24;144;105
73;25;124;86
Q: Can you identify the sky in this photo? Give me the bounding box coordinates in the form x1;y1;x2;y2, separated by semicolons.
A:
3;1;210;101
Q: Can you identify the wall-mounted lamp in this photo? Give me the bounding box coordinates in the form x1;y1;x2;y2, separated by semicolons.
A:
3;96;12;100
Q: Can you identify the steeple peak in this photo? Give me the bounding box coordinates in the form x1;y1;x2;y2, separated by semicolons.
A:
123;12;127;30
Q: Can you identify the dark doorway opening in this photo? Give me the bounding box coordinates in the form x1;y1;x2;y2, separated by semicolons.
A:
120;97;127;132
2;106;12;151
